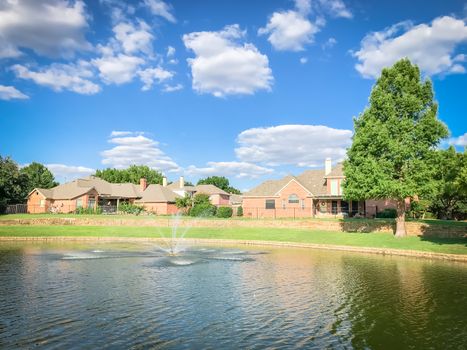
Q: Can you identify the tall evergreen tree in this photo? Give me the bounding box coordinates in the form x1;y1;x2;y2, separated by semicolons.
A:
343;59;448;237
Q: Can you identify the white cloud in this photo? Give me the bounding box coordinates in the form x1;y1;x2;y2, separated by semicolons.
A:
110;131;143;137
258;0;350;51
183;24;273;97
354;16;467;79
46;164;95;181
92;53;144;85
0;0;91;58
186;161;273;179
322;37;337;49
12;61;100;95
143;0;176;23
138;67;174;91
167;45;176;57
448;133;467;147
235;124;352;167
320;0;352;19
163;83;183;92
0;85;29;100
113;21;153;55
300;57;308;64
258;10;322;51
101;132;180;172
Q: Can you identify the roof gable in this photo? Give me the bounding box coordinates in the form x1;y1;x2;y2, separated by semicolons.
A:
274;177;311;196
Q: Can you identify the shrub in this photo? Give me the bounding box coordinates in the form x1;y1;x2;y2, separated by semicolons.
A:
216;206;233;218
193;193;210;206
236;206;243;217
190;203;216;217
75;206;99;215
119;203;145;215
376;208;397;219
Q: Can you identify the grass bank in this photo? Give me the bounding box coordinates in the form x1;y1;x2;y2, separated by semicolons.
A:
0;225;465;255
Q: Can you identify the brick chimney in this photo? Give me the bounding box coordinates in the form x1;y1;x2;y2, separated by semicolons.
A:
162;177;167;187
179;176;185;189
140;178;147;191
325;158;332;175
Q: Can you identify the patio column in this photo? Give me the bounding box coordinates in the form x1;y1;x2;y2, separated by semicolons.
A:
117;198;120;213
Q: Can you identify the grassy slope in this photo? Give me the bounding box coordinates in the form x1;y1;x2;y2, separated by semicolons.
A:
1;213;465;227
0;225;465;255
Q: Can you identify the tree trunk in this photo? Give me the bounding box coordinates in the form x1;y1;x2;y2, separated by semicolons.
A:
395;199;407;238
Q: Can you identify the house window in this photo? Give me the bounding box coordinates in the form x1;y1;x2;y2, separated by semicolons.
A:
319;201;327;213
300;200;305;209
76;198;83;208
88;196;96;208
282;199;286;209
331;200;338;214
288;194;299;204
330;180;339;196
40;199;45;208
265;200;275;209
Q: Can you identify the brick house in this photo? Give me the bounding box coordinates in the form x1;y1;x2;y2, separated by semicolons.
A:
243;158;372;219
27;175;231;214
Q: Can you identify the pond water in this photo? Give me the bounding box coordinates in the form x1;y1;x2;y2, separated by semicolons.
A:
0;241;466;349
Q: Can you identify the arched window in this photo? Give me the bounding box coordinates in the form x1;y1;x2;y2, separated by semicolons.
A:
288;194;299;204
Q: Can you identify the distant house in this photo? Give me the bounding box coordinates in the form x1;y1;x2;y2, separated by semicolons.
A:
27;176;179;215
166;177;231;206
27;175;232;214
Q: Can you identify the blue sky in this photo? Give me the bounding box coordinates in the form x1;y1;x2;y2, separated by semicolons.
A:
0;0;466;190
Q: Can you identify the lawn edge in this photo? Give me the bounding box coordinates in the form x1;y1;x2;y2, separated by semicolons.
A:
1;236;466;262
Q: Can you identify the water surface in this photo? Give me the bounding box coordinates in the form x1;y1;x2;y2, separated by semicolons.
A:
0;241;466;349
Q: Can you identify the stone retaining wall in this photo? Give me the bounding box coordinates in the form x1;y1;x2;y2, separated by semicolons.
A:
0;217;465;238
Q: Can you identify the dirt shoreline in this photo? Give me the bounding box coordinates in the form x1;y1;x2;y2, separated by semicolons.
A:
1;236;466;262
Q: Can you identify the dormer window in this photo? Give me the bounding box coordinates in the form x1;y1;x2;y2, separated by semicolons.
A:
288;194;299;204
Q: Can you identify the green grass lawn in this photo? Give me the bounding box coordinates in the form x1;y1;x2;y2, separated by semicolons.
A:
0;225;465;255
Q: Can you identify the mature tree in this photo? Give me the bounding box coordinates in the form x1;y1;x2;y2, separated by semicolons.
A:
197;176;241;194
95;165;163;185
343;59;448;237
21;162;58;193
427;147;466;220
175;194;192;213
0;156;29;211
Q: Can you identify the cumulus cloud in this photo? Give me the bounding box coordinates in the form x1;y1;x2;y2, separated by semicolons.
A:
235;124;352;167
92;53;144;85
258;10;322;51
448;133;467;147
0;0;91;58
138;67;174;91
354;16;467;78
113;21;154;55
258;0;350;51
167;46;176;57
300;57;308;64
46;164;95;182
163;83;183;92
0;85;29;100
143;0;176;23
183;24;273;97
101;132;180;172
12;61;101;95
185;161;273;179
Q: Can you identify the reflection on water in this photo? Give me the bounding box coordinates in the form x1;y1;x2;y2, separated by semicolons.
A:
0;241;466;349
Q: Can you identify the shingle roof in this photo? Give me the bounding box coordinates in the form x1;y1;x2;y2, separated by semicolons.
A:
324;163;344;178
167;182;196;192
40;181;95;200
135;184;181;203
194;184;229;196
244;164;343;197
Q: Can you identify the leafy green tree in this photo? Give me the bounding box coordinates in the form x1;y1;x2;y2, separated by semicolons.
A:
343;59;448;237
427;147;466;220
197;176;241;194
0;156;29;211
21;162;58;193
189;193;216;217
95;165;163;185
175;194;192;213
